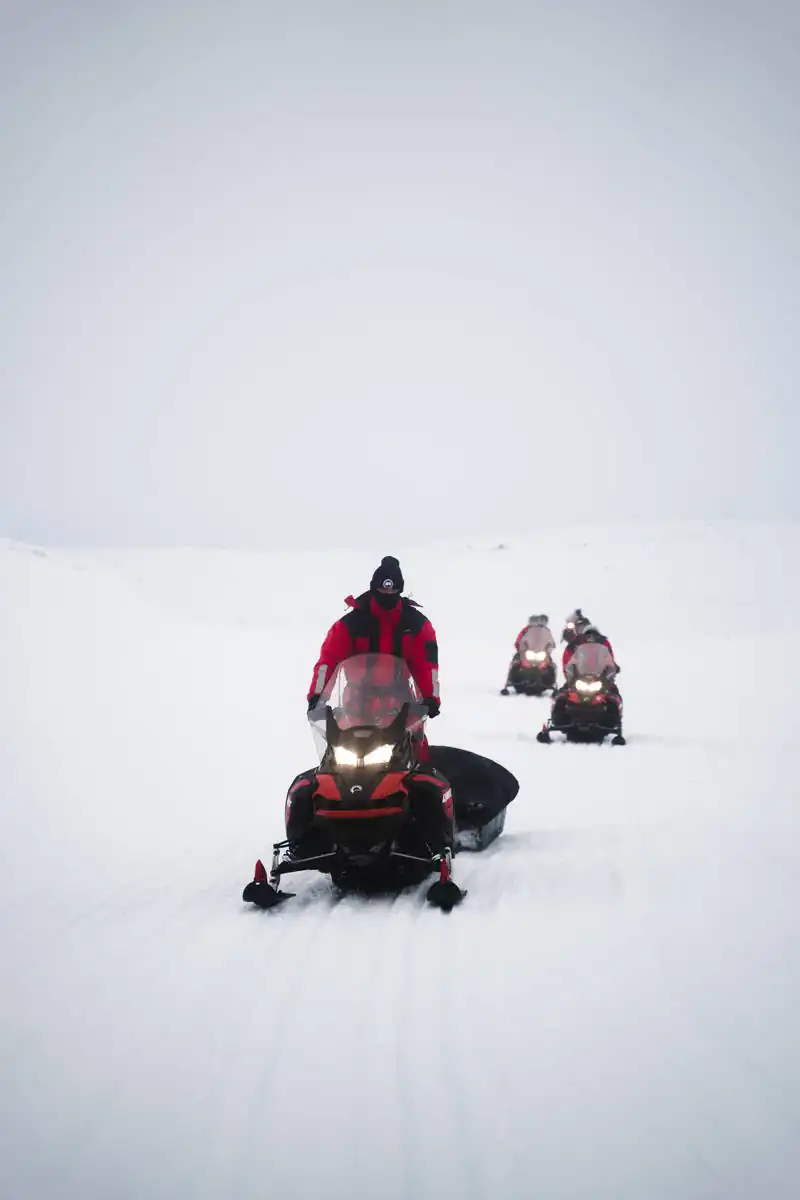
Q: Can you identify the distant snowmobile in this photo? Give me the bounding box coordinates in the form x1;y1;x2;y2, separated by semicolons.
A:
243;654;519;912
501;615;557;696
537;642;625;745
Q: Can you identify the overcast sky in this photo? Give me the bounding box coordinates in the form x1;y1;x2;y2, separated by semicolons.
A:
1;0;798;549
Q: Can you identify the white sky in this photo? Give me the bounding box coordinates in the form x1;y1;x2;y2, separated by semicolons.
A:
1;0;798;548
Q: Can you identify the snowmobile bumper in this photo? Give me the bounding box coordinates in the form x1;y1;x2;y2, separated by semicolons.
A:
507;663;556;695
541;690;623;743
541;712;624;744
242;843;466;910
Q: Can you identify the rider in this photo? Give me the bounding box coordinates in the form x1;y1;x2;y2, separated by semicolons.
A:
307;555;440;726
561;608;588;644
501;614;556;694
562;619;617;681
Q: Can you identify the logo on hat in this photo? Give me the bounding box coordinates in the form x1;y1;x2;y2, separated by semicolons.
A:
382;578;395;589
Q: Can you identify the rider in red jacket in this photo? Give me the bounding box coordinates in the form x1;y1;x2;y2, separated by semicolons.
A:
307;556;440;722
562;620;616;676
559;621;620;706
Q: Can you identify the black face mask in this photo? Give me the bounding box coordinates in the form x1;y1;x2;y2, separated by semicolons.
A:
373;591;400;610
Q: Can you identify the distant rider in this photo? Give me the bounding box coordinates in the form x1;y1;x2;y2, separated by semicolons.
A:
562;619;617;681
559;620;621;706
561;608;588;644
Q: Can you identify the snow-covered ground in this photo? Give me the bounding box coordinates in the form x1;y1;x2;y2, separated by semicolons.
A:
1;522;799;1200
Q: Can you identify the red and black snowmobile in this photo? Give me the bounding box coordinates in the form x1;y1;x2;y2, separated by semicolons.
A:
537;643;626;745
243;654;518;912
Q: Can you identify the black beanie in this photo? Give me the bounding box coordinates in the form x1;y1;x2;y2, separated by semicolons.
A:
370;555;404;593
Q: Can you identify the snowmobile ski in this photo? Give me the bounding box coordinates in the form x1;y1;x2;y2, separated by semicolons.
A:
425;850;466;912
242;880;294;908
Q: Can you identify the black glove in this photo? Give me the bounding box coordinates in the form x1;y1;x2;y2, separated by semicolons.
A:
307;695;320;713
424;697;441;719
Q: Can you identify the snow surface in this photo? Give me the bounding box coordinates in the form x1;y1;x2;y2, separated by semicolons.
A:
1;523;799;1200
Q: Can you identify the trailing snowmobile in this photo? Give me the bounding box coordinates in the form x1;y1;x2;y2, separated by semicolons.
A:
501;615;557;696
537;642;625;745
243;654;518;912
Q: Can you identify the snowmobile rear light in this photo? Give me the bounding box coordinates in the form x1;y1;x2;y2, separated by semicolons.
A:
576;679;603;694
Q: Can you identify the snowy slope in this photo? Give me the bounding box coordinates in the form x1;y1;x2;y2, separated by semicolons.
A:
1;524;799;1200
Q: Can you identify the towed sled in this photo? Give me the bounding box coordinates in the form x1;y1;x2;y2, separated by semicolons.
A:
243;654;518;913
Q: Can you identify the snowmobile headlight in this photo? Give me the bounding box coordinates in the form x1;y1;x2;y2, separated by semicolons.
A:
575;679;603;694
526;650;547;662
362;744;395;767
333;746;360;767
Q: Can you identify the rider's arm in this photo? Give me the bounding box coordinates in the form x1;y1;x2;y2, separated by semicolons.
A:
408;617;440;702
308;619;352;699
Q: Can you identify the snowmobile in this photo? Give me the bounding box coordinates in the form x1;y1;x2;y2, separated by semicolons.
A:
537;642;625;745
537;670;625;745
501;650;557;696
243;654;518;913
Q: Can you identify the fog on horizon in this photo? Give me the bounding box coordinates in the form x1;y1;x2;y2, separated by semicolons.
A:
1;0;798;551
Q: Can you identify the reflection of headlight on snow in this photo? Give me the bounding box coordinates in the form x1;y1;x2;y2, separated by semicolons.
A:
333;746;360;767
575;679;603;694
362;744;394;767
525;651;548;662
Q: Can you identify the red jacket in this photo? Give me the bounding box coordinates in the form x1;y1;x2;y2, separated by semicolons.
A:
562;634;615;673
308;592;440;702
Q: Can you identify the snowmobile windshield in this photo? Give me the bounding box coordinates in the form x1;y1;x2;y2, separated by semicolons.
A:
520;626;553;653
569;643;614;677
307;654;426;762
